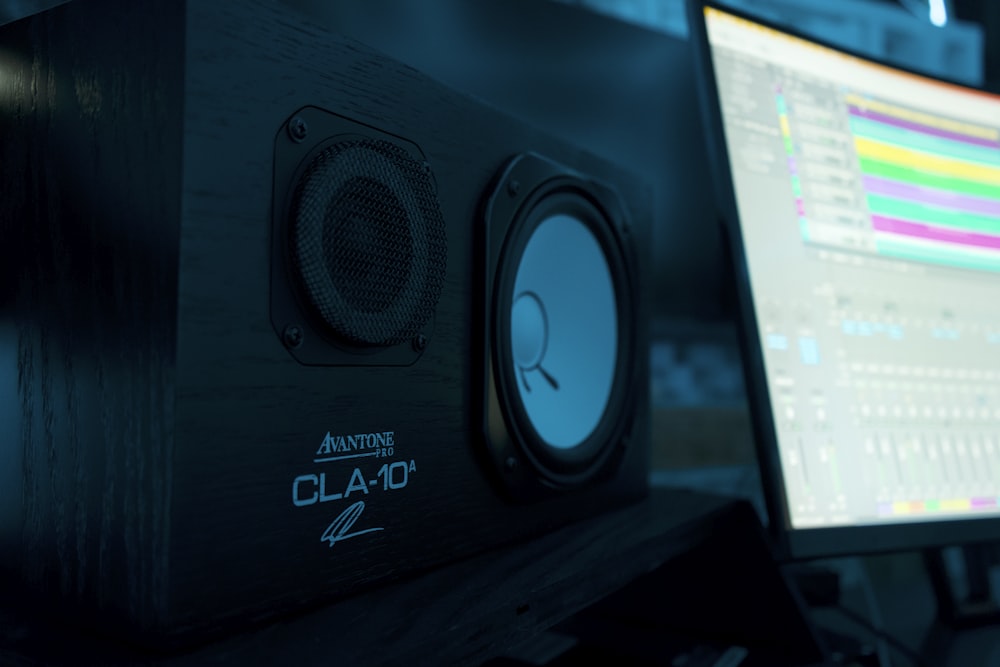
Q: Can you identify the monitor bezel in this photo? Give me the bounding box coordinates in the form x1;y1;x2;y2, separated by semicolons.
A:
686;0;1000;560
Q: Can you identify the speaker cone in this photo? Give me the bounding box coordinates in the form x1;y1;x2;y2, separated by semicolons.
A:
484;153;637;490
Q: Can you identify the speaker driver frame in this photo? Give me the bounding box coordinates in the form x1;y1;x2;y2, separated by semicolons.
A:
481;152;639;496
270;106;442;366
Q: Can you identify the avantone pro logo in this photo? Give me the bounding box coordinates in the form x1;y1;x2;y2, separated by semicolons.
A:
315;431;396;462
291;429;416;544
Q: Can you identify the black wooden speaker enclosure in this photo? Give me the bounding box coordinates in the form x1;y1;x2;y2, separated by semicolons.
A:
0;0;652;648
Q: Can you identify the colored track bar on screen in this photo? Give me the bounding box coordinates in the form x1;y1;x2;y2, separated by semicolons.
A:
878;497;1000;516
848;93;1000;266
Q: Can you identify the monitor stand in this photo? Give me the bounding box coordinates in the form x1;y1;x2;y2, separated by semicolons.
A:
921;545;1000;665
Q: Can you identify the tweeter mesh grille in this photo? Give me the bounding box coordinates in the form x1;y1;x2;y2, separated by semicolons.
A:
290;138;447;347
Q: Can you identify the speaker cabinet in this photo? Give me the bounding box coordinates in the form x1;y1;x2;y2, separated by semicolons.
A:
0;0;652;647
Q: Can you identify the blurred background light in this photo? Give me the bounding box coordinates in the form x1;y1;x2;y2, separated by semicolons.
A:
930;0;949;26
556;0;981;86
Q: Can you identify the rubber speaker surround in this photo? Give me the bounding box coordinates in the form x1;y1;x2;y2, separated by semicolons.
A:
483;153;638;491
289;137;447;348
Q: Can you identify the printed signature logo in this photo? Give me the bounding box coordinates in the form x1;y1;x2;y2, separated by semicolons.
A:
320;500;384;548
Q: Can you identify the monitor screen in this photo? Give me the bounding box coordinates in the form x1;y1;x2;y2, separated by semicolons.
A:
691;2;1000;557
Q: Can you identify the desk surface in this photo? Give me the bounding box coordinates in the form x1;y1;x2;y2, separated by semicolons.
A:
1;487;740;667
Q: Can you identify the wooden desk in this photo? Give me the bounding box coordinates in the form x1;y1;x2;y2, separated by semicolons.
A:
2;488;743;666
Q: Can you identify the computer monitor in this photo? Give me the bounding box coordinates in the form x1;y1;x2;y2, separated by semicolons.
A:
688;0;1000;559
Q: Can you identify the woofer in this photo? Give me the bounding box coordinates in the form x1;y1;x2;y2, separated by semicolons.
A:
483;153;638;491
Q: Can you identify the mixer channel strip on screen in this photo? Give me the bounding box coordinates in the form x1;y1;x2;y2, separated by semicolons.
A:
759;281;1000;527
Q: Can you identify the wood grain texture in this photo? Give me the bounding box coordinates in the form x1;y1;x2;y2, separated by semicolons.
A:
0;488;740;666
1;0;656;646
0;0;184;634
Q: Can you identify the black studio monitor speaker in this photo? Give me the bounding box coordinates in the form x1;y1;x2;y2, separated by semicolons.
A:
0;0;651;647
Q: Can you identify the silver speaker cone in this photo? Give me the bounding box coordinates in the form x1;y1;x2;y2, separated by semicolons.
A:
510;213;618;450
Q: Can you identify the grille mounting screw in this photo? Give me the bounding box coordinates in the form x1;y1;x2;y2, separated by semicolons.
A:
287;116;308;143
283;325;304;349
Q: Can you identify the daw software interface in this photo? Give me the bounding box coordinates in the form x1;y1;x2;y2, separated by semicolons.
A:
705;7;1000;530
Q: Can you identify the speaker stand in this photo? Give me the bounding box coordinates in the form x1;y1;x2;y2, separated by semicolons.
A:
920;546;1000;665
